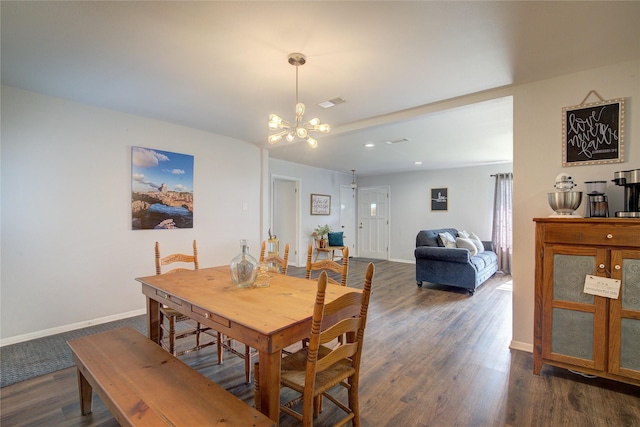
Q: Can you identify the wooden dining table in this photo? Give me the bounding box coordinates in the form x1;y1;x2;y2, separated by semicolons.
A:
135;265;362;423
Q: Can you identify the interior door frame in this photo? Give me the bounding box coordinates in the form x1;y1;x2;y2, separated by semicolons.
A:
270;175;301;267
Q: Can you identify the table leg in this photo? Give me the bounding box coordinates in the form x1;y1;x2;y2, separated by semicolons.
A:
77;367;93;415
146;297;161;344
258;349;282;423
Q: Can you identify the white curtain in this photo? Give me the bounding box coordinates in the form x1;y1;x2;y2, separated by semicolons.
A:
492;173;513;274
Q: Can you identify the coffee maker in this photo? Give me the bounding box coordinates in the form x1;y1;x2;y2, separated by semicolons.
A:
584;180;609;217
613;168;640;218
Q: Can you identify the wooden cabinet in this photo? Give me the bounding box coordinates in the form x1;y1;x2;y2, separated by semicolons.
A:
533;218;640;387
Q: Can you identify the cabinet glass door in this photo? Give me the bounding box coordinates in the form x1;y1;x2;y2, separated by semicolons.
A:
542;245;607;371
609;250;640;380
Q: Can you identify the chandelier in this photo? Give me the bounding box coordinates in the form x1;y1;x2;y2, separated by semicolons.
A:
268;53;330;148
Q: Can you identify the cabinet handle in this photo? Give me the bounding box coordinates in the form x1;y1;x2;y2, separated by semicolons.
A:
606;234;613;239
596;264;610;276
163;293;170;299
204;312;210;319
614;264;621;270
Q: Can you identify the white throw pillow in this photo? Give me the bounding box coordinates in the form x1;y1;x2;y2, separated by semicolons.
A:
458;230;470;238
469;232;485;253
456;237;478;256
438;232;457;248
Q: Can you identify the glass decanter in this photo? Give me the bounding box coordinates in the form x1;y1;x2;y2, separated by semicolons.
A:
229;239;257;288
254;261;271;288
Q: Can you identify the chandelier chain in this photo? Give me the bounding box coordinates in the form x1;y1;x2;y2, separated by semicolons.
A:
295;65;299;105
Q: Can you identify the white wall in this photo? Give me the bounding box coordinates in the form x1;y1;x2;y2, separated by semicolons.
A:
268;158;351;265
357;164;513;262
511;60;640;351
1;86;262;343
2;59;638;350
267;61;639;354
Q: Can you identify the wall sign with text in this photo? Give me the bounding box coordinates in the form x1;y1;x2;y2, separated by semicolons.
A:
310;193;331;215
562;98;625;167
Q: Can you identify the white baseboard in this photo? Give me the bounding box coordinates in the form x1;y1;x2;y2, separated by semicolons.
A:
388;258;415;264
510;340;533;353
0;308;147;347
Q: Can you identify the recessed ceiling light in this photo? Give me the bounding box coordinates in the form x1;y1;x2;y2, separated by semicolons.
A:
318;97;346;109
364;143;375;148
414;161;422;165
385;138;411;145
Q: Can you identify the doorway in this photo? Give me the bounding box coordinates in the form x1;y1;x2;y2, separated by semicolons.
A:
340;185;357;257
271;176;300;266
357;186;389;260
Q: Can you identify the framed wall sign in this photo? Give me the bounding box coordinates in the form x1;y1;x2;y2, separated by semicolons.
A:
310;193;331;215
431;188;448;211
562;98;625;167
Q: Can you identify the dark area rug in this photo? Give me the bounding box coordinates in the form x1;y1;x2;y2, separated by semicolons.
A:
0;315;147;388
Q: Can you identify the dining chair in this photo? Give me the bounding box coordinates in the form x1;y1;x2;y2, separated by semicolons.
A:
303;243;350;348
255;263;375;426
155;241;221;359
305;243;349;286
219;335;256;384
260;240;290;275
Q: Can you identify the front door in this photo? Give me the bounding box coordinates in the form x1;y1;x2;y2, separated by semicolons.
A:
357;187;389;260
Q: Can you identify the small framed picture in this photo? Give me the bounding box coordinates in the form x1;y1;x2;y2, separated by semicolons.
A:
431;188;448;211
562;98;625;167
310;193;331;215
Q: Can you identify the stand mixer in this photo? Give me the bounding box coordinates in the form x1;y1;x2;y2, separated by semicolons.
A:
548;173;583;217
613;168;640;218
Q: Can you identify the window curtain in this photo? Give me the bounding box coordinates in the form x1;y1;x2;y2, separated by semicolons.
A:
492;173;513;274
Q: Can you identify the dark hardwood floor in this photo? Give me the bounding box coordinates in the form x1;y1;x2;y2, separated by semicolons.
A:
1;259;638;426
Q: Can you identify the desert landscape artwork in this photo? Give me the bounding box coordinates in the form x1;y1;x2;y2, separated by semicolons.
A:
131;146;194;230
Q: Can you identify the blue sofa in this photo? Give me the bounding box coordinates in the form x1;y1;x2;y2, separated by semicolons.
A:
415;228;498;295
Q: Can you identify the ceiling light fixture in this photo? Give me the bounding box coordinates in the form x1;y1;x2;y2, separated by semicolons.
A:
351;169;357;195
268;53;330;148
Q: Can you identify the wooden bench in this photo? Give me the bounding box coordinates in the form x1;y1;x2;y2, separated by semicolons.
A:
68;326;274;427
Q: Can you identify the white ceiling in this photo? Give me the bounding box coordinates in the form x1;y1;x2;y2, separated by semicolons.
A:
2;1;639;176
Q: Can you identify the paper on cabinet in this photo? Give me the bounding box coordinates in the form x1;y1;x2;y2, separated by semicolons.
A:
583;275;621;299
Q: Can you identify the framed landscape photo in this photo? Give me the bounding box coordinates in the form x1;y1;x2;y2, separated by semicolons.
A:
562;98;625;167
310;193;331;215
131;146;194;230
431;188;448;211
